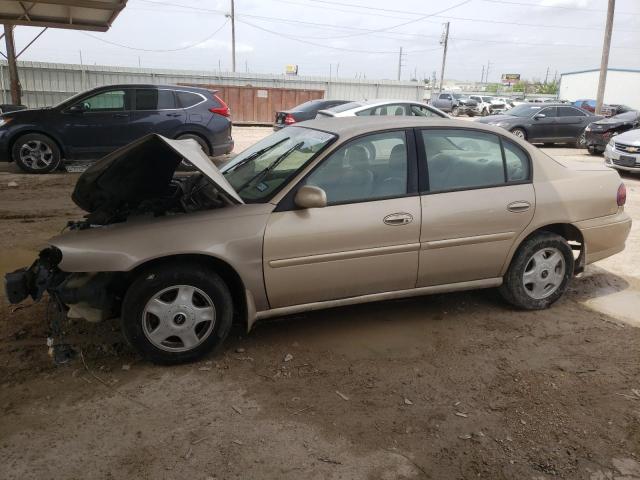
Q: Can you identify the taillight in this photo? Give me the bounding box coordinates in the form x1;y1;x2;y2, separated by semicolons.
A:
284;113;296;125
617;183;626;206
209;94;230;117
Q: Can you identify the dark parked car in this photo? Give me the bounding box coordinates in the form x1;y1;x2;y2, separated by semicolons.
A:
476;103;602;147
273;99;349;130
0;84;233;173
0;104;27;114
585;110;640;154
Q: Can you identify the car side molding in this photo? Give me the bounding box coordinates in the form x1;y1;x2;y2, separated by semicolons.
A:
251;277;503;326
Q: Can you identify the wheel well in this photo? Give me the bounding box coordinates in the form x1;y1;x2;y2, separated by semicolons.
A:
124;254;247;328
522;223;585;274
176;132;211;155
9;130;66;162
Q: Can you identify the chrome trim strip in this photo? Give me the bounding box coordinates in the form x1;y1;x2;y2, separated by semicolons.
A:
423;232;515;250
268;243;421;268
255;278;502;320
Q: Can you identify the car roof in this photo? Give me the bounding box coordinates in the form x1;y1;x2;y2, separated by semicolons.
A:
86;84;216;94
356;99;426;107
296;116;507;138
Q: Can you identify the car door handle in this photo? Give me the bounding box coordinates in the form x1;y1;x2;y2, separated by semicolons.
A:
507;201;531;213
113;113;128;118
166;112;182;117
383;212;413;226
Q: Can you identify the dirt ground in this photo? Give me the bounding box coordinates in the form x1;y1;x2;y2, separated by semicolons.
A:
1;127;639;480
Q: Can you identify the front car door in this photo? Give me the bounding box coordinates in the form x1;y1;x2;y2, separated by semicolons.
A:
130;88;185;140
62;88;134;158
263;130;421;308
527;106;558;142
416;128;535;286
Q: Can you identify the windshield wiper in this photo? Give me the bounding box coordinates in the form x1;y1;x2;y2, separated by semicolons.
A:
237;141;304;193
224;138;288;174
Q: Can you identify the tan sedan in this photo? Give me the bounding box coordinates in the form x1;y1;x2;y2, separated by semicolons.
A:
5;117;631;364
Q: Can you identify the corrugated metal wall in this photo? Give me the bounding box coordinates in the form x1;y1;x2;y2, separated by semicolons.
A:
0;60;424;109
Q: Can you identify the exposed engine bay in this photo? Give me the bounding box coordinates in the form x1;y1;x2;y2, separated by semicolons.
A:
70;172;227;228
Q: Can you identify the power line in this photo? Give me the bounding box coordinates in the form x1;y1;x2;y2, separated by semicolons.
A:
479;0;640;15
81;19;229;52
278;0;636;32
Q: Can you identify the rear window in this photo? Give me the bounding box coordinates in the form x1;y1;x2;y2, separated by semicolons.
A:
328;101;362;113
135;89;176;110
294;100;322;112
176;91;204;108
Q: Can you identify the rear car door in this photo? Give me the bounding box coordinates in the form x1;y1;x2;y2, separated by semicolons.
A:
416;128;535;286
263;130;421;308
62;88;134;158
130;88;185;139
555;106;589;141
528;106;558;141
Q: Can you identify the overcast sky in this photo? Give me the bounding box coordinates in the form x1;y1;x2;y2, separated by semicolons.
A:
9;0;640;82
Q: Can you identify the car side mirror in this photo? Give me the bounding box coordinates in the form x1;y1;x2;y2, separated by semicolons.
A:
533;113;546;119
68;104;87;113
294;185;327;209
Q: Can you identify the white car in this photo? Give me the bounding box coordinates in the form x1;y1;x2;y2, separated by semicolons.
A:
604;128;640;173
470;95;509;116
317;99;448;119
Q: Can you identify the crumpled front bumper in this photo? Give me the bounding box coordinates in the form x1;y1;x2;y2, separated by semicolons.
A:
4;247;65;303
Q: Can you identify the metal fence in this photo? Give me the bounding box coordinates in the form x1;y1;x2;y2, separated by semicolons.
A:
0;60;425;108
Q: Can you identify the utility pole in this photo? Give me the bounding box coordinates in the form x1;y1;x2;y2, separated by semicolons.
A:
485;60;491;84
230;0;236;73
595;0;615;115
544;66;549;84
4;24;20;104
438;22;449;92
480;64;485;83
397;46;403;81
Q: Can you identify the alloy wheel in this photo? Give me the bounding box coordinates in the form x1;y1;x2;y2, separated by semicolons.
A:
142;285;216;352
522;247;566;300
19;140;54;170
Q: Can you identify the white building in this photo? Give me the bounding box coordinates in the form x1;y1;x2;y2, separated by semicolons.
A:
559;68;640;109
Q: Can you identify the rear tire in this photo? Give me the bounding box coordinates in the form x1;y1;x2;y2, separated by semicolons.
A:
575;131;587;149
510;128;527;140
121;263;233;365
176;133;211;171
499;232;574;310
12;133;62;174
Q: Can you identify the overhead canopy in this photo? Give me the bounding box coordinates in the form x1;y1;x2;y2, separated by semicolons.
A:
0;0;126;32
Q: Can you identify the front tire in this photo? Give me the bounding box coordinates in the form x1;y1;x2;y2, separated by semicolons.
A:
12;133;62;174
499;232;574;310
121;263;233;364
451;106;460;117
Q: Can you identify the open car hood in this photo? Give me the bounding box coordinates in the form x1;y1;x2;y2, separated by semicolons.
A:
72;134;243;214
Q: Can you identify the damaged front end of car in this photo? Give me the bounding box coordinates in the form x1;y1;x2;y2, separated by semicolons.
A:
3;133;244;363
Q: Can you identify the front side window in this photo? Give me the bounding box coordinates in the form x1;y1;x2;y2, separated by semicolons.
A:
305;131;408;204
538;107;557;118
78;90;127;112
421;129;530;193
439;94;450;100
222;127;335;202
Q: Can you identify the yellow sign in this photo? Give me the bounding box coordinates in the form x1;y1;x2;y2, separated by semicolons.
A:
285;64;299;75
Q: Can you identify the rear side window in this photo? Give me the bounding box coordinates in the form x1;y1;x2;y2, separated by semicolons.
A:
135;89;176;110
558;106;585;117
176;91;204;108
421;129;530;193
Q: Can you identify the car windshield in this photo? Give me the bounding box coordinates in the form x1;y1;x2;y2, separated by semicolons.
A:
482;96;494;102
221;127;336;202
610;111;639;121
506;104;543;117
452;94;463;99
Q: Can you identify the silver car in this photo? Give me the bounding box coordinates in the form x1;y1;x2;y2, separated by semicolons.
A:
604;128;640;173
317;99;448;119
